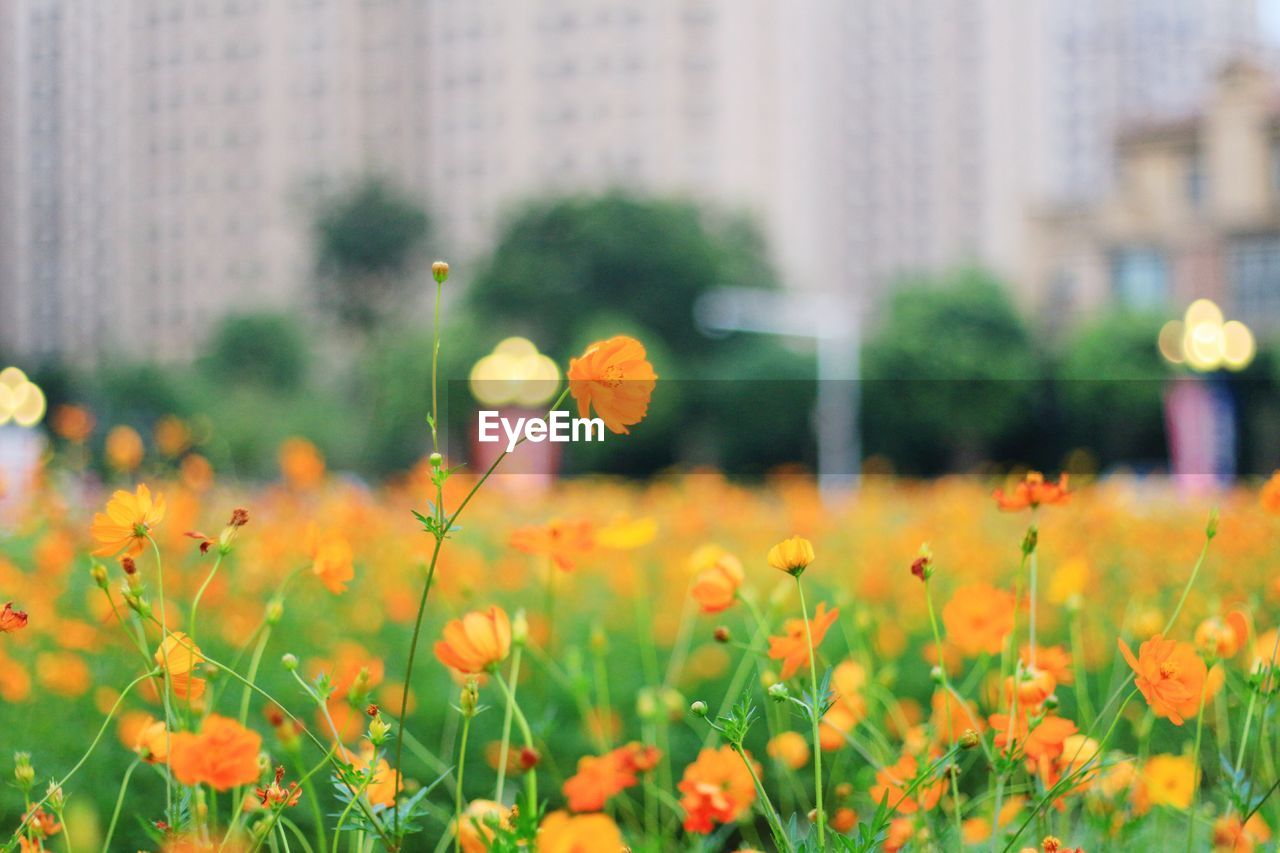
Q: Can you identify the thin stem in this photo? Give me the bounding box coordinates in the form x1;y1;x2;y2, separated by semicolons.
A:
148;536;177;820
1186;680;1210;853
924;576;965;844
494;644;523;803
452;713;473;853
795;576;826;847
1163;526;1213;636
188;549;227;652
493;672;537;811
100;758;140;853
732;743;793;853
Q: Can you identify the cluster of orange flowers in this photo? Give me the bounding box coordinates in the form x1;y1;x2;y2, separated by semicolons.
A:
7;322;1280;852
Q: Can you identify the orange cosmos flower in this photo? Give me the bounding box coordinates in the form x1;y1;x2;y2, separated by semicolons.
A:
690;553;744;613
767;535;815;576
509;519;595;572
992;471;1071;511
562;741;660;812
50;404;95;443
454;799;510;853
1019;645;1074;686
168;714;263;790
154;632;207;701
1213;813;1272;853
537;810;625;852
1262;471;1280;515
766;731;810;770
279;437;325;489
1119;634;1212;725
943;583;1017;657
133;716;171;763
767;602;839;680
1195;610;1250;659
308;527;355;595
90;484;166;558
339;743;401;807
567;335;657;435
990;709;1078;776
1142;753;1196;809
869;752;945;814
105;425;145;472
255;766;302;809
678;746;759;834
434;606;512;674
0;602;28;633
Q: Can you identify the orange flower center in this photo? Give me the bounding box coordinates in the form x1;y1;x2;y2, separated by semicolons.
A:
1158;661;1178;679
601;365;625;388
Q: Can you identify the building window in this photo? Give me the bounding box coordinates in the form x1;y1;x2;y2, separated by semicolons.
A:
1228;235;1280;325
1110;247;1169;309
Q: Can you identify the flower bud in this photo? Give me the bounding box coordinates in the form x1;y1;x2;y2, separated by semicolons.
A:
266;600;284;625
930;665;944;685
690;700;709;718
281;653;298;672
368;713;392;746
512;609;529;646
432;260;450;284
1206;509;1219;540
636;688;657;721
518;746;540;770
45;782;64;811
1021;526;1038;556
13;753;34;790
910;543;934;582
460;679;480;718
767;682;790;702
90;563;109;589
959;729;980;750
713;626;731;643
1043;693;1060;711
429;452;443;468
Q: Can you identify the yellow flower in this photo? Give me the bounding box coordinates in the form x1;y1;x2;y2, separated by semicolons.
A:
1142;754;1196;809
767;536;815;576
89;484;166;558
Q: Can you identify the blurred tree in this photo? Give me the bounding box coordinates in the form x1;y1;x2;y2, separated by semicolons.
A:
862;269;1042;473
197;312;310;391
313;177;430;333
1057;311;1169;468
466;192;776;363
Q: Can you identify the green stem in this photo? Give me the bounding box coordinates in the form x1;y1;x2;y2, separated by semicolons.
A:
100;758;139;853
494;645;523;803
732;743;793;853
452;713;473;853
493;672;537;811
924;576;965;845
1186;682;1209;853
795;576;826;847
1163;525;1213;636
148;536;177;820
188;549;227;653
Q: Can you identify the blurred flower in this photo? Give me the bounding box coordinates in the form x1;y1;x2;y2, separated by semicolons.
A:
1213;813;1271;853
1119;634;1213;725
595;515;657;550
154;632;206;701
50;405;94;443
133;716;170;763
454;799;508;852
0;602;28;633
690;552;744;613
1262;471;1280;516
153;416;191;457
1141;754;1196;809
567;335;657;435
434;606;512;674
990;709;1077;772
509;519;594;571
308;526;355;595
168;714;262;790
90;484;166;558
768;602;839;680
537;810;625;851
943;583;1016;657
766;731;810;770
869;752;945;814
279;437;325;489
562;742;659;812
105;425;145;472
678;746;758;833
1195;611;1249;660
993;471;1070;511
767;535;815;576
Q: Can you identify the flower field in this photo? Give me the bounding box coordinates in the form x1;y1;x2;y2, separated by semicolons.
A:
3;316;1280;851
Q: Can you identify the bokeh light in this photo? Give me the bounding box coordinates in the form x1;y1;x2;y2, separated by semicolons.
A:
0;366;47;427
469;337;561;407
1158;299;1255;372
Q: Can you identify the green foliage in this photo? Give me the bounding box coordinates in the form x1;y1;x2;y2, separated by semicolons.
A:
1057;311;1170;466
862;269;1042;473
467;192;775;361
313;177;430;332
197;312;310;391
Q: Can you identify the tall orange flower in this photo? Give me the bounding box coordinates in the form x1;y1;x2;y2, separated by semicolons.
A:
767;535;815;576
154;632;207;701
0;602;28;633
537;811;625;852
567;335;657;435
992;471;1070;511
1119;634;1211;725
678;746;759;834
308;527;355;595
690;553;744;613
90;484;166;558
168;714;263;790
943;584;1017;657
509;519;595;572
434;606;512;674
768;602;839;680
562;742;660;812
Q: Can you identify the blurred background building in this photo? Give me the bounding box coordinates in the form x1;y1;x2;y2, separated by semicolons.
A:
2;0;1272;364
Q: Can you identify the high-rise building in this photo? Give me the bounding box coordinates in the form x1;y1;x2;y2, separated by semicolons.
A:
0;1;1270;364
